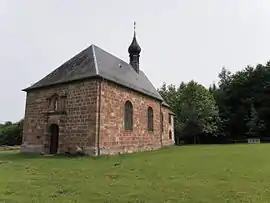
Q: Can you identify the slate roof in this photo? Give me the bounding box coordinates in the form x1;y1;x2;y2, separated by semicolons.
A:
23;45;166;103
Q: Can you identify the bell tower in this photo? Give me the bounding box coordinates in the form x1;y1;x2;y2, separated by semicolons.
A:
128;22;141;73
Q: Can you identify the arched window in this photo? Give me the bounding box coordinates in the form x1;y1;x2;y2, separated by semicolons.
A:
49;93;59;111
169;130;172;139
161;113;164;132
124;101;133;130
147;107;153;131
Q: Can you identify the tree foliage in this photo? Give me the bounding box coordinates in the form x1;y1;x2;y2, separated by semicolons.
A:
212;61;270;140
0;119;23;146
159;60;270;143
245;104;265;138
159;81;219;143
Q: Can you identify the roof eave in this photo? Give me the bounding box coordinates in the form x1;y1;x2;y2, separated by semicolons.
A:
162;103;170;107
161;102;176;115
21;75;164;103
21;75;102;93
99;76;163;102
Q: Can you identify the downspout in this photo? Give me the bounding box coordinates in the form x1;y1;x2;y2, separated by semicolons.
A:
160;102;163;148
96;79;102;156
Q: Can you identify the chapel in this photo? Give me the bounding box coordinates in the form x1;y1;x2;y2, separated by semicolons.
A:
21;25;175;155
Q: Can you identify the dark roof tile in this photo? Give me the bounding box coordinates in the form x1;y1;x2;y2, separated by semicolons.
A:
23;44;165;102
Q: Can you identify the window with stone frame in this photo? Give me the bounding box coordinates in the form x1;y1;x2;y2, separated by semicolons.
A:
124;101;133;131
53;97;58;111
147;107;153;132
48;94;59;111
161;112;164;132
169;130;172;139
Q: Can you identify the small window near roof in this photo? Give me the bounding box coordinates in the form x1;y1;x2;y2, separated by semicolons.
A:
168;113;171;124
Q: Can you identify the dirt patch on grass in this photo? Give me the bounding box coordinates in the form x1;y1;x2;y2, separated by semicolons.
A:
0;146;20;151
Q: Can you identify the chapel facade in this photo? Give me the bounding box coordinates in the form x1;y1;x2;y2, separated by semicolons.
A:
21;28;175;155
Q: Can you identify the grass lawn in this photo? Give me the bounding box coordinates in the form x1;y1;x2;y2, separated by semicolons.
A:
1;145;270;203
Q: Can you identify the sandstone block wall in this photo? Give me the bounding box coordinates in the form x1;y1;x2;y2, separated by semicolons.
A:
161;106;175;147
21;77;175;156
21;80;98;154
98;80;174;155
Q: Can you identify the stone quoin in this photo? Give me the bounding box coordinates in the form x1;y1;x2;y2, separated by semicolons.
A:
21;24;175;156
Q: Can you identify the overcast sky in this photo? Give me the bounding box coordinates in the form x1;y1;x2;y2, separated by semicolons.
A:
1;0;270;122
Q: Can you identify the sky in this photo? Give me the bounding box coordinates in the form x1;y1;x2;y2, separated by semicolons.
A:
1;0;270;122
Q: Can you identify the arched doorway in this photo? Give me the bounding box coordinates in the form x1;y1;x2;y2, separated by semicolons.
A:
49;124;59;154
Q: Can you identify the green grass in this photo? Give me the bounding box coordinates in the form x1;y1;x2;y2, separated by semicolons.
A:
1;145;270;203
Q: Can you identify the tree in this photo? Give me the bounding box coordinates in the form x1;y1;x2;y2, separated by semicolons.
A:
213;61;270;139
177;81;219;143
245;104;265;138
0;119;23;146
159;80;219;144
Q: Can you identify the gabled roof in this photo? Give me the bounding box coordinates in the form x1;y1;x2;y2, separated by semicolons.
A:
23;45;164;101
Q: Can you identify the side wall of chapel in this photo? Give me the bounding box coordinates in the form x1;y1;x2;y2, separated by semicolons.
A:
98;80;174;155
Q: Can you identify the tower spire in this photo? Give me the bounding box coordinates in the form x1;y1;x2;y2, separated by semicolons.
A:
128;21;141;73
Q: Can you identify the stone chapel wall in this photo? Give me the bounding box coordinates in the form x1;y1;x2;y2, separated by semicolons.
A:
161;106;175;147
21;80;98;154
98;80;174;155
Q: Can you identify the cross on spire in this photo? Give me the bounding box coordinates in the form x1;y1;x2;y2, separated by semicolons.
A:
134;21;136;36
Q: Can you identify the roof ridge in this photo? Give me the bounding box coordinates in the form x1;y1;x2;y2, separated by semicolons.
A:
93;44;131;67
91;45;99;75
